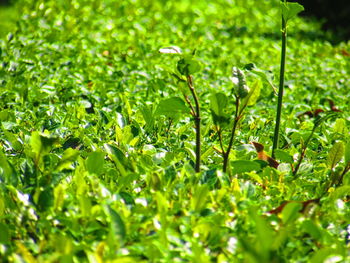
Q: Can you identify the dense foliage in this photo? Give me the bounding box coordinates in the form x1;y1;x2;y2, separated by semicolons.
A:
0;0;349;262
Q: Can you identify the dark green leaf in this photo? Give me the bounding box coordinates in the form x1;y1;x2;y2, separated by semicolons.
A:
37;187;54;212
0;222;10;244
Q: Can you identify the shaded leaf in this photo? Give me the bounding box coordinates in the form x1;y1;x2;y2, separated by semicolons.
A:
37;187;54;212
0;222;10;244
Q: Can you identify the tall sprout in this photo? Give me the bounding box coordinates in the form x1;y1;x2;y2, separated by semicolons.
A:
272;1;304;158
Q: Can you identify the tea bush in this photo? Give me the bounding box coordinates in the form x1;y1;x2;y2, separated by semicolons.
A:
0;0;349;262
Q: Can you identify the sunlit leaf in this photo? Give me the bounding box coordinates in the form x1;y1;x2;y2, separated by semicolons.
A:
326;141;345;169
86;151;105;175
231;160;261;174
281;202;302;225
246;79;261;106
274;149;293;164
155;97;189;118
106;206;126;244
177;56;201;76
191;184;209;212
56;148;79;171
345;141;350;164
209;92;230;125
281;2;304;23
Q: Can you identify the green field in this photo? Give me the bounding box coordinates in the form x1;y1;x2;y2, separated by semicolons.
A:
0;0;349;262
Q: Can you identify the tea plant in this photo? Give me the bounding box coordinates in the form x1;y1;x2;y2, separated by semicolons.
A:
0;0;349;262
210;67;261;172
159;47;202;172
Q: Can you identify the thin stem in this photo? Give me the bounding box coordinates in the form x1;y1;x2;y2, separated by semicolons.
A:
272;16;287;159
335;163;350;187
183;95;196;117
187;75;201;173
293;125;317;177
223;97;240;173
217;127;225;156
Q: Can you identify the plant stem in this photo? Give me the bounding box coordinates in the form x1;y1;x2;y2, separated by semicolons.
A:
223;97;240;173
272;16;287;159
187;75;201;173
293;125;317;177
335;163;350;187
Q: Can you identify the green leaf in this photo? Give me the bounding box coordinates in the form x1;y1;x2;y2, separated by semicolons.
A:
86;151;105;175
0;151;17;185
333;118;347;134
30;131;59;162
249;207;274;253
244;64;277;94
281;202;302;225
281;2;304;23
274;149;293;164
0;222;10;244
177;56;201;76
345;141;350;164
246;79;261;106
37;187;54;212
310;248;341;263
326;141;345;169
301;220;322;240
54;184;66;212
106;206;126;244
191;184;209;212
155;97;189;118
140;104;155;132
104;144;129;176
56;148;79;171
209;93;230;125
329;185;350;201
231;160;261;174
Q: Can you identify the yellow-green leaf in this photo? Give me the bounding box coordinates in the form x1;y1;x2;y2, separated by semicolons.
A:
326;141;345;169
